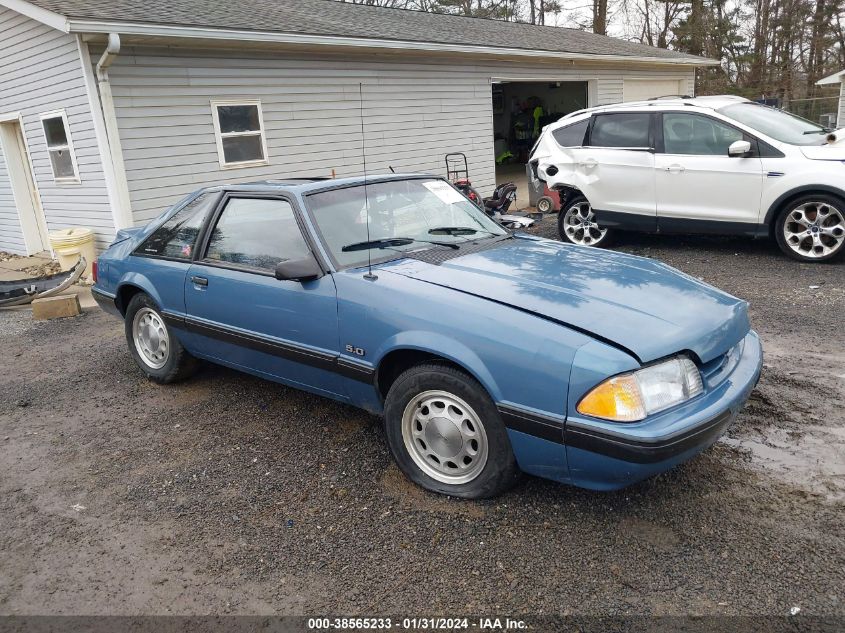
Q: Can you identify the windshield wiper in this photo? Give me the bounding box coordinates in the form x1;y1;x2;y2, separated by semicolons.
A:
803;129;829;135
341;237;459;252
428;226;500;237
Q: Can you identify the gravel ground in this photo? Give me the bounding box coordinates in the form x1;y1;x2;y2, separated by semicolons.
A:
0;225;843;618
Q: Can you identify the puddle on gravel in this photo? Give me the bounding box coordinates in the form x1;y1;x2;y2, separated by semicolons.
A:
723;425;845;502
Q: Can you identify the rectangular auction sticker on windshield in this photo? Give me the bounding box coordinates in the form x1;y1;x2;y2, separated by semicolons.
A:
423;180;467;205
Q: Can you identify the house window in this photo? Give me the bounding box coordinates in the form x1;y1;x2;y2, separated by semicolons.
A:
211;101;269;168
40;111;79;183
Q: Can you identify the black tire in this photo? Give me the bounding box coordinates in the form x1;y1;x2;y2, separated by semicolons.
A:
557;193;614;248
383;362;520;499
774;194;845;262
124;292;198;384
536;196;554;214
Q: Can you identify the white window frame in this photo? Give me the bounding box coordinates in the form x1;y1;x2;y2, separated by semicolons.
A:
210;99;270;169
39;109;80;184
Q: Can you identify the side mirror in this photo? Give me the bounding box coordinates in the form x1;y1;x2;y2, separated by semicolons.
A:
728;140;752;157
274;255;323;282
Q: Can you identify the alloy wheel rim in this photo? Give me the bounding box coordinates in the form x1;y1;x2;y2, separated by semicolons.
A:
563;201;607;246
401;390;489;485
132;307;170;369
783;201;845;259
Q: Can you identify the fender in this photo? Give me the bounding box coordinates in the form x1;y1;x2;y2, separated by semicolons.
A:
764;184;845;226
372;330;502;403
116;272;166;312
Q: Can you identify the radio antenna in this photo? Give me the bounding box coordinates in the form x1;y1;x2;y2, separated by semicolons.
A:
359;82;377;281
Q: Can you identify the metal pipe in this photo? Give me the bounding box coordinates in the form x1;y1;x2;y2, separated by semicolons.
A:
95;33;133;229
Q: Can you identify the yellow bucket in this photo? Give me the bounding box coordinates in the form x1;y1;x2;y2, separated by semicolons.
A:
49;228;96;279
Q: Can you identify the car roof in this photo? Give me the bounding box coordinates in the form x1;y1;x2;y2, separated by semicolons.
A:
556;94;751;123
198;173;439;196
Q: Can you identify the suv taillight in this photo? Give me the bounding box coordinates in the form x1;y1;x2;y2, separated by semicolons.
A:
91;260;98;283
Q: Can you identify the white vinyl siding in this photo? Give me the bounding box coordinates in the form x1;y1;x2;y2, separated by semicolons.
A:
98;46;694;226
623;78;688;102
839;81;845;128
0;7;112;252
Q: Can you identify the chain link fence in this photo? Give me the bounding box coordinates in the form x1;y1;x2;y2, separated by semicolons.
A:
784;96;840;127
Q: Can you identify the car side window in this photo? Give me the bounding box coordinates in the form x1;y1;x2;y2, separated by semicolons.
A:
138;192;217;259
552;118;589;147
589;113;651;148
204;197;311;272
663;113;744;155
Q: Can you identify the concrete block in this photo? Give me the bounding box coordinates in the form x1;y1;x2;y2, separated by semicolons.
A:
31;294;81;320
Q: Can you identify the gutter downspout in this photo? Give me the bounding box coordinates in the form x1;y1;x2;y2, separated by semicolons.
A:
95;33;133;229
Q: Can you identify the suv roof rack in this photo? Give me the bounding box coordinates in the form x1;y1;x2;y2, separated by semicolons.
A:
647;95;693;100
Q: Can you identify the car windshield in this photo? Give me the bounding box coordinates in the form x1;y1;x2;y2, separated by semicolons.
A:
718;103;829;146
306;178;508;268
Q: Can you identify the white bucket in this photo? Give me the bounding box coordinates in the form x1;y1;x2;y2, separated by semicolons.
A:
49;228;95;280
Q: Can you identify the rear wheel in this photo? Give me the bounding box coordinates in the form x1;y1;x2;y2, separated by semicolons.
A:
383;363;519;499
557;194;613;247
124;292;198;384
775;194;845;262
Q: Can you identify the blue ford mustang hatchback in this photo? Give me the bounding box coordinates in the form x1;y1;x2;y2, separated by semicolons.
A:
93;174;762;498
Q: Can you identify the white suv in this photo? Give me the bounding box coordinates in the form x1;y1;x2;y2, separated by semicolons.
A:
529;95;845;262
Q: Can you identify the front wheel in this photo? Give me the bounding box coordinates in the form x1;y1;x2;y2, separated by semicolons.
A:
557;194;613;247
124;292;198;384
775;195;845;262
383;363;519;499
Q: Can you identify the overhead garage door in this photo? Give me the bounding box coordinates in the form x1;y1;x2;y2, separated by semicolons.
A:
623;79;685;102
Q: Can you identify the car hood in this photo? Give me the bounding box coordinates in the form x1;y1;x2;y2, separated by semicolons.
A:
800;145;845;160
383;236;749;364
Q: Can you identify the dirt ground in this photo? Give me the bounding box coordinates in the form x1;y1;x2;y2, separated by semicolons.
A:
0;225;843;619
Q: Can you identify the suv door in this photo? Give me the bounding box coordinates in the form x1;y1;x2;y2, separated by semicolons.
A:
184;194;344;398
655;112;764;228
580;112;657;231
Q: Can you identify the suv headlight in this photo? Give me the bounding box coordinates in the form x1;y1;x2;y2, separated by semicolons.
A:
577;356;703;422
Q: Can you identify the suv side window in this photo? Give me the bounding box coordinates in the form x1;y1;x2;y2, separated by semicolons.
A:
662;113;744;155
138;192;217;259
552;118;589;147
589;113;651;148
204;197;311;272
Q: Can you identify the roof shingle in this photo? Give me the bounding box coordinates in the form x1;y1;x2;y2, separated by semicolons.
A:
25;0;710;63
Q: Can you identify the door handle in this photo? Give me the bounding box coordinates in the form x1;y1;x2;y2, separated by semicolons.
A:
665;164;686;173
578;159;598;169
191;276;208;287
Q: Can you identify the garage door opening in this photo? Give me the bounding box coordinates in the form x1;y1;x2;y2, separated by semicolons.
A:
491;80;587;209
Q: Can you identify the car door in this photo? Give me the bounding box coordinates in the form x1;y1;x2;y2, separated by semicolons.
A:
184;194;345;399
654;112;764;228
575;112;657;231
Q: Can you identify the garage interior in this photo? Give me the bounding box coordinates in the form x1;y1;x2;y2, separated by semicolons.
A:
492;80;588;209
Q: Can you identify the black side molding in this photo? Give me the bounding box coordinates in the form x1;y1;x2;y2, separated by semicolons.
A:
163;314;375;383
498;404;564;444
565;410;733;464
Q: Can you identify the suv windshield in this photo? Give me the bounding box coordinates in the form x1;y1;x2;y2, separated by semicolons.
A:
718;103;829;146
306;178;507;269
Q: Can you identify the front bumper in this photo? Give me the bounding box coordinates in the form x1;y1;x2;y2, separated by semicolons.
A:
564;330;762;490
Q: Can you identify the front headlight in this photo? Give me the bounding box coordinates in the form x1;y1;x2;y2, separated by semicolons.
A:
577;356;703;422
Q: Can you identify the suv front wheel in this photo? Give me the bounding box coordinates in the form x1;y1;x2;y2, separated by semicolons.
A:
775;194;845;262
